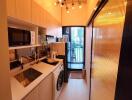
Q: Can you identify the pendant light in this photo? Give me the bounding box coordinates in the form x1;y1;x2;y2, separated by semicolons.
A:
54;0;83;13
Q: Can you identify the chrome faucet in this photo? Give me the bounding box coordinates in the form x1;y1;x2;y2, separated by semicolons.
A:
20;57;24;69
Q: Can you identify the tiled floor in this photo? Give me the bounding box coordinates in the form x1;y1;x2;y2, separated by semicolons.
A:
58;79;88;100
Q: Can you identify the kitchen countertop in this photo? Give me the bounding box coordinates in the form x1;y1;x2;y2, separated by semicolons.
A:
10;59;63;100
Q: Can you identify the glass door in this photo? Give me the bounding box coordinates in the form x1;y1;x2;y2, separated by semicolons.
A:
63;27;85;70
90;0;126;100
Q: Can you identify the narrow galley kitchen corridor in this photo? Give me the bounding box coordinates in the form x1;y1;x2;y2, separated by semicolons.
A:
58;26;88;100
58;71;88;100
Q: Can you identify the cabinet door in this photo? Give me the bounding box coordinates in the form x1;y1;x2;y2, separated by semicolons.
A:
46;12;52;28
46;12;54;36
23;86;39;100
40;8;46;27
38;74;53;100
7;0;16;17
16;0;31;22
31;0;40;25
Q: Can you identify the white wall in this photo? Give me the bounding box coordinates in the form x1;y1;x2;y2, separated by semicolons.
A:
85;23;93;99
0;0;12;100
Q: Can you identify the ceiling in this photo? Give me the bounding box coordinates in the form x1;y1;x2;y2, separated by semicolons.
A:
94;0;126;26
64;0;87;3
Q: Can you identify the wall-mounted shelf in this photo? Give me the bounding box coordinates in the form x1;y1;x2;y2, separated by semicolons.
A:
9;44;42;50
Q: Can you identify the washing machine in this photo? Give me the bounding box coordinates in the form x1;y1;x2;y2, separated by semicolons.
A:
53;62;64;100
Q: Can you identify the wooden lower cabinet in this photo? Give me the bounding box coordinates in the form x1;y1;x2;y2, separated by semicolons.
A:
23;73;53;100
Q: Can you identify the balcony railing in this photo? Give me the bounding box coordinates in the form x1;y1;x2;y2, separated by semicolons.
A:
68;45;84;63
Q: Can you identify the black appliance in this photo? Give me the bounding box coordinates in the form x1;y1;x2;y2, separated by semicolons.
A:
8;27;31;46
56;43;70;83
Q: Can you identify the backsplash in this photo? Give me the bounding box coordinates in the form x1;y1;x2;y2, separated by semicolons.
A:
9;50;16;61
9;46;49;70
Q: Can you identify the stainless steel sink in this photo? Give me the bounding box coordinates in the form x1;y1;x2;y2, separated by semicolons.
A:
15;68;42;87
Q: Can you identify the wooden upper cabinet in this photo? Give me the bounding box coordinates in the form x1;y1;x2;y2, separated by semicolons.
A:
31;0;46;27
46;12;62;36
7;0;16;17
40;8;46;27
46;12;53;28
31;0;40;25
16;0;31;22
6;0;56;29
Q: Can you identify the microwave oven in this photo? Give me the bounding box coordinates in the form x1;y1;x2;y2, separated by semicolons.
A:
8;27;31;46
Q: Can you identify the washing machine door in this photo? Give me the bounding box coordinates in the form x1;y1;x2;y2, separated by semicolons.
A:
56;70;64;91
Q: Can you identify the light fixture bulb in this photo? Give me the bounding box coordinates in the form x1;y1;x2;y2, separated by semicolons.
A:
72;3;75;9
54;2;57;6
94;6;98;10
79;5;82;8
67;10;70;13
72;6;75;9
108;12;112;15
